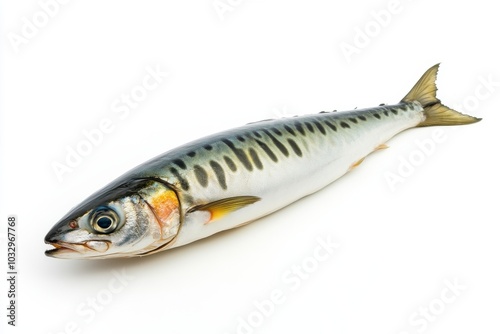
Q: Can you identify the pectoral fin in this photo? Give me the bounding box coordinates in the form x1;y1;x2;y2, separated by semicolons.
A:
188;196;261;224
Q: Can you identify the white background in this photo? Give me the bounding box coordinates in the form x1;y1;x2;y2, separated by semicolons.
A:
1;1;499;333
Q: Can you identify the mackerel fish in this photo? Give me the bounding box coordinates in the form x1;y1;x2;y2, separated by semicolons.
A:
44;64;481;259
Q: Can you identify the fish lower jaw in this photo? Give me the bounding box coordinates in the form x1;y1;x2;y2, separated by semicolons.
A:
45;242;81;258
45;248;76;258
44;241;110;259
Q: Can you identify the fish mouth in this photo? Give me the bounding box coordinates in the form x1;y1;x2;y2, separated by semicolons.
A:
45;241;110;258
45;242;79;258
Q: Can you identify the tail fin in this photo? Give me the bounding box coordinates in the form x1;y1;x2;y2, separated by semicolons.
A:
402;64;481;127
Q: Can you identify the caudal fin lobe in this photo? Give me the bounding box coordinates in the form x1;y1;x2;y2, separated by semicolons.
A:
402;64;482;127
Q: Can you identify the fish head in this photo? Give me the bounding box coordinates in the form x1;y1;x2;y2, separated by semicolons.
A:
45;178;181;259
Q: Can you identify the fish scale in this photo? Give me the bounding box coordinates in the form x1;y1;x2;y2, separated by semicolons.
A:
44;64;481;259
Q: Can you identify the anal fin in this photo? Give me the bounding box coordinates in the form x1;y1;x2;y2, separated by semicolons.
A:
349;158;365;171
374;143;389;151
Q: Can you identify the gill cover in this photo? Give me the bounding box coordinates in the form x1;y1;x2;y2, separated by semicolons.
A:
137;179;182;253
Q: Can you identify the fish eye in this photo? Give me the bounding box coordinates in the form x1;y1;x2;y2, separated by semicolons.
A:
90;206;119;234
